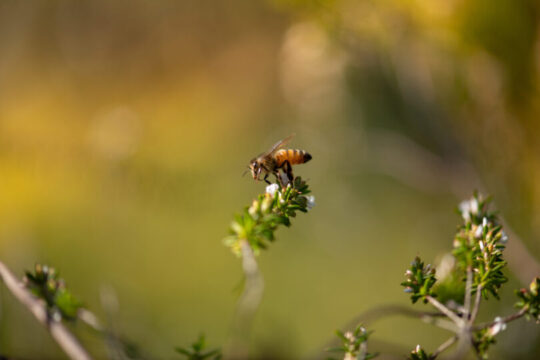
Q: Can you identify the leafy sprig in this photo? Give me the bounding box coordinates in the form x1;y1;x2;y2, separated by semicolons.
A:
454;193;508;299
224;177;314;256
327;325;378;360
407;345;430;360
472;327;498;359
401;257;437;304
515;277;540;322
398;193;540;359
24;263;82;321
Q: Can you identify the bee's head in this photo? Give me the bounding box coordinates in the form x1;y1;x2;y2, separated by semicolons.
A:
249;159;262;180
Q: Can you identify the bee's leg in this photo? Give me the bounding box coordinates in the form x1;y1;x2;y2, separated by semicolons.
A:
273;170;285;187
283;160;294;184
263;174;271;185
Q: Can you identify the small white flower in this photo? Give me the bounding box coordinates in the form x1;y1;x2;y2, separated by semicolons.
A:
415;344;421;352
479;240;485;251
405;269;413;276
489;317;507;336
459;197;479;222
265;183;279;197
471;198;479;214
306;195;315;210
474;224;484;239
458;202;470;222
500;231;508;244
482;217;488;227
248;200;259;217
261;196;272;212
344;331;355;342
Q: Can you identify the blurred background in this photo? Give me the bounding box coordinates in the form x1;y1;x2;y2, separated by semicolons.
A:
1;0;540;358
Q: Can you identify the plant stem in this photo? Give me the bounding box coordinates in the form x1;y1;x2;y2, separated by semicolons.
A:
225;240;264;360
426;296;464;327
0;261;92;360
338;304;458;335
451;330;473;360
469;285;483;324
463;266;473;321
424;317;460;333
78;308;104;332
359;337;368;360
473;307;528;331
430;335;458;359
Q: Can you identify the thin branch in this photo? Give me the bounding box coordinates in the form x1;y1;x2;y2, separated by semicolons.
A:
0;261;92;360
430;335;458;359
463;267;473;321
337;304;457;335
225;240;264;359
359;338;368;360
469;286;482;324
79;307;141;360
422;317;459;333
452;267;476;360
450;330;473;360
344;304;445;329
499;308;528;324
426;296;464;327
351;304;445;324
78;308;104;332
473;307;528;331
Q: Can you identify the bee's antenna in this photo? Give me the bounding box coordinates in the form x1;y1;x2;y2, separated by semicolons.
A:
242;167;249;177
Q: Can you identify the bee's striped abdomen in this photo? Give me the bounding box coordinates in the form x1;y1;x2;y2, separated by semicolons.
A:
274;149;312;166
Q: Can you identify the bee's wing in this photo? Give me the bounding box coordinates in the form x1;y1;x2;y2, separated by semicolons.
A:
264;134;295;156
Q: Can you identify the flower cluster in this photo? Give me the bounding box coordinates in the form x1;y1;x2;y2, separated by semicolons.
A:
515;277;540;322
401;194;509;308
24;264;82;321
453;193;508;299
398;193;540;359
224;177;314;256
401;257;437;304
327;325;378;360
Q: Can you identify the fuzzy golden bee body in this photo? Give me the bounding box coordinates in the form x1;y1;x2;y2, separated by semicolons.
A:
248;135;312;185
274;149;312;167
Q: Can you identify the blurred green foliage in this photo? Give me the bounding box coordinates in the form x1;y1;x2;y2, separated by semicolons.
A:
176;334;221;360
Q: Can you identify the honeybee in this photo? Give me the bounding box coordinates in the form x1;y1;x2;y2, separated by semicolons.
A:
248;134;312;186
